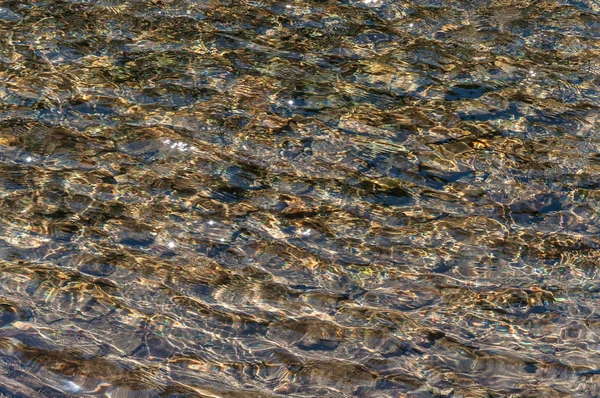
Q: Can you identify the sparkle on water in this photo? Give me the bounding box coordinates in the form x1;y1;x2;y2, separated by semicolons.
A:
0;0;599;397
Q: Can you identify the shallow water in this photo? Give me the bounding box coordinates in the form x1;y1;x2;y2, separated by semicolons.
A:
0;0;599;396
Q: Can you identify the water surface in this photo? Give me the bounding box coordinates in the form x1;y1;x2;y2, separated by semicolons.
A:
0;0;599;396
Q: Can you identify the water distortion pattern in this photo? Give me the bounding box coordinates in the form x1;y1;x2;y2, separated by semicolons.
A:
0;0;599;396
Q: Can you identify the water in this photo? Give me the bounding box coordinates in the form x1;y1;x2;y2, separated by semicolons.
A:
0;0;599;396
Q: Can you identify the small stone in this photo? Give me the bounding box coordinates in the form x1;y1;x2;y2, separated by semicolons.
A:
274;383;294;394
0;8;23;22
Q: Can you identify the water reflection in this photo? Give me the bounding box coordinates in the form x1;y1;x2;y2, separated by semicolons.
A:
0;0;599;396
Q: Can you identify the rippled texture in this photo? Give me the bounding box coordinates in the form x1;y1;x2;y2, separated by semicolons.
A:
0;0;599;396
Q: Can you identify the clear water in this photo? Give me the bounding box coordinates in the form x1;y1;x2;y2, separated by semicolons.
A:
0;0;599;396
